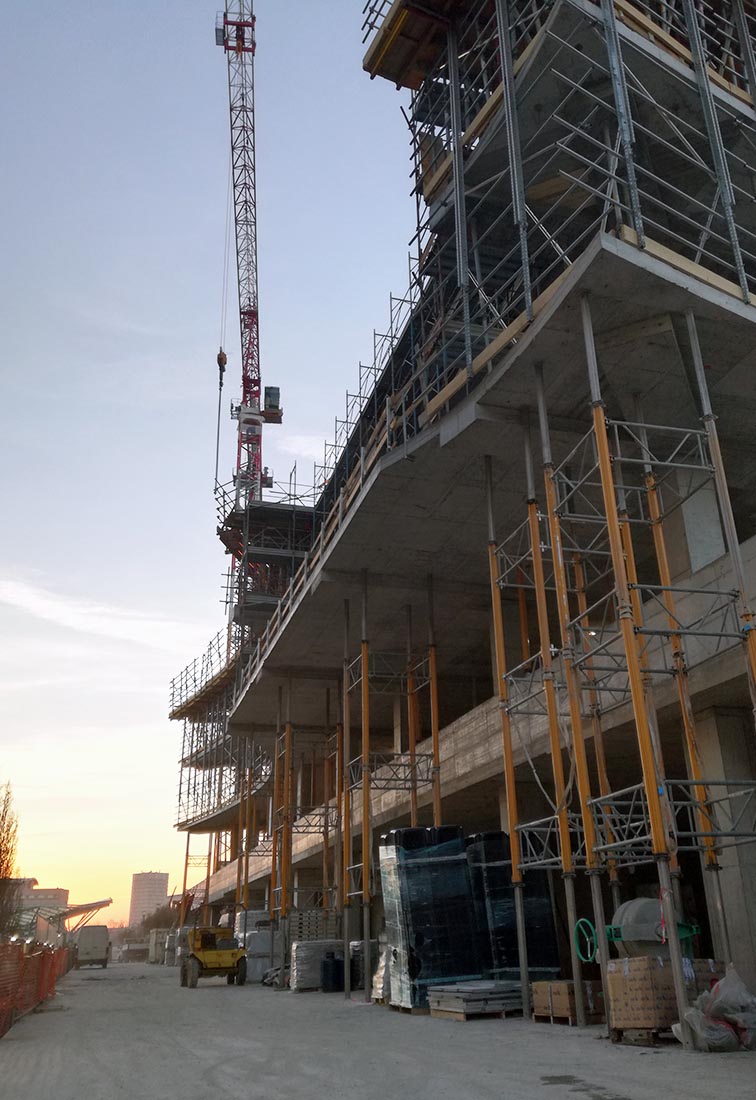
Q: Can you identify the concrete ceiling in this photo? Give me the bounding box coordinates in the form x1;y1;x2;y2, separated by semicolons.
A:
230;237;756;740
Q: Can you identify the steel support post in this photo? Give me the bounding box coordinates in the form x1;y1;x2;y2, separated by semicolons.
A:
732;0;756;104
581;293;693;1048
524;430;586;1027
484;455;531;1017
428;574;443;827
361;571;372;1002
588;870;613;1030
523;436;574;872
323;752;331;910
178;832;190;928
494;0;533;317
335;709;344;916
616;481;671;786
406;605;419;826
599;0;644;243
280;694;293;919
343;600;352;999
572;554;621;913
535;365;611;1020
244;780;254;913
635;399;731;959
517;572;530;662
321;689;331;911
617;490;681;906
277;914;288;992
269;687;282;920
203;832;213;925
447;22;474;376
235;764;245;907
560;872;585;1020
686;310;756;725
681;0;749;301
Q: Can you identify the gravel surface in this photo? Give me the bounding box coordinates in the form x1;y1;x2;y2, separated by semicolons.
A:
1;963;754;1100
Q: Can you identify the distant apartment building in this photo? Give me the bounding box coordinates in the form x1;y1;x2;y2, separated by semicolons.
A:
128;872;168;928
17;880;69;908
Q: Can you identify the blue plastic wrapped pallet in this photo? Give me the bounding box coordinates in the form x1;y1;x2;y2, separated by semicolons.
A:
379;826;483;1009
465;832;559;979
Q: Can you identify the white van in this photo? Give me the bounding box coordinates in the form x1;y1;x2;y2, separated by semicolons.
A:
77;925;111;968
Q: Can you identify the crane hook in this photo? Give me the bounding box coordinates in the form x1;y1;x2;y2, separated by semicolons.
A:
217;347;227;390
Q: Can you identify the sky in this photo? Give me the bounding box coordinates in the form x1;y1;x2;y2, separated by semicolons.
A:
0;1;412;924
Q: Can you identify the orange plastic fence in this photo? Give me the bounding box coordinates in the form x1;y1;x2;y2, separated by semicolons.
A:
0;945;69;1038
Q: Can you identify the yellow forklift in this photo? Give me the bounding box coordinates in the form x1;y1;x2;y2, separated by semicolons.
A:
179;927;247;988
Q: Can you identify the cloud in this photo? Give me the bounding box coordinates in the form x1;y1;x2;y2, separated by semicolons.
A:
277;433;327;464
57;290;178;341
0;576;207;653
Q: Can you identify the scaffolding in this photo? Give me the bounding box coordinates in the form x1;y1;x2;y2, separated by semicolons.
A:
169;3;756;1028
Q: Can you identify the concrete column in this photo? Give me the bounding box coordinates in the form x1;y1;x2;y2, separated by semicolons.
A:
692;707;756;985
682;471;725;573
665;470;725;579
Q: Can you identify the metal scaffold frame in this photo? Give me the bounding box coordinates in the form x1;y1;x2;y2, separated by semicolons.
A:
226;0;756;725
169;4;756;1015
500;297;756;1046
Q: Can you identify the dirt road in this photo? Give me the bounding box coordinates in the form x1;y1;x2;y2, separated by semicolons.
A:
1;963;753;1100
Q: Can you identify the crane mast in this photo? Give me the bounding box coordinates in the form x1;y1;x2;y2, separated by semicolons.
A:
217;1;278;504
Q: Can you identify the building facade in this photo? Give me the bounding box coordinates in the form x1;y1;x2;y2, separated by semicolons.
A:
171;0;756;1042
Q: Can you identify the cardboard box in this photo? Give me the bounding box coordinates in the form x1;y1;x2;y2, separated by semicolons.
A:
606;956;723;1030
532;980;605;1023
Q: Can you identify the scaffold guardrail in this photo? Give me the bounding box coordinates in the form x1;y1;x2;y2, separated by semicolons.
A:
169;626;240;716
588;779;756;866
347;752;435;792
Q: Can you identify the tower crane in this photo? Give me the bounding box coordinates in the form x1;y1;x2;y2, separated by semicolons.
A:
216;1;281;506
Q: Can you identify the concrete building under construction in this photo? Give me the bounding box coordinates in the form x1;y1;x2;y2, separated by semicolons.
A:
171;0;756;1046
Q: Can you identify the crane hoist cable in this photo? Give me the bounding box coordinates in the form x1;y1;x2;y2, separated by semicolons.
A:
215;348;227;486
215;152;233;488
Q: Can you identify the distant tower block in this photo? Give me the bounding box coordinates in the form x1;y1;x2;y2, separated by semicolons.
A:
128;871;169;928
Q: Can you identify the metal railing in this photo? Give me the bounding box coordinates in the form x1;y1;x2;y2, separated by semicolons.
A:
517;812;587;869
589;778;756;865
361;0;394;43
347;752;435;791
169;627;240;716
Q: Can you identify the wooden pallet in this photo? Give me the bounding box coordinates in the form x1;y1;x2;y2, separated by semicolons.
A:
533;1013;604;1027
389;1003;430;1016
610;1027;677;1047
431;1006;521;1022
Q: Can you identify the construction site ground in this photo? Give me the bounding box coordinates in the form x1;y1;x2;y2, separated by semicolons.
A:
1;963;753;1099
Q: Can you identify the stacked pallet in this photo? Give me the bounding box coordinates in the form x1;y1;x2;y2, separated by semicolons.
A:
428;980;522;1021
532;980;605;1025
290;940;343;992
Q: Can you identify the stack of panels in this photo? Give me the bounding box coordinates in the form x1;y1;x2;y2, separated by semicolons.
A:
465;832;559;978
379;826;483;1009
290;939;343;992
289;909;338;943
349;940;378;989
428;980;523;1019
234;910;269;938
371;944;391;1002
